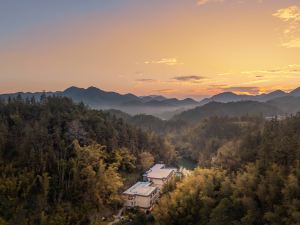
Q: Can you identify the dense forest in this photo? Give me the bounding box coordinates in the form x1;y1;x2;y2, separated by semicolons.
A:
153;114;300;225
172;101;281;123
170;116;263;167
106;110;300;224
0;96;176;225
90;107;300;225
1;96;300;225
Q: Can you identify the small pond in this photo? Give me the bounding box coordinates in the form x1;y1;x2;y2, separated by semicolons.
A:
177;157;197;170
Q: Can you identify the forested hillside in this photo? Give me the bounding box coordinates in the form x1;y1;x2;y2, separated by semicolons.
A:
172;116;264;167
106;109;189;135
1;96;300;225
153;114;300;225
172;101;281;123
0;96;176;225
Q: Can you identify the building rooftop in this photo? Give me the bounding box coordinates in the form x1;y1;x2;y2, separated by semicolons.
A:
145;164;176;179
123;182;157;196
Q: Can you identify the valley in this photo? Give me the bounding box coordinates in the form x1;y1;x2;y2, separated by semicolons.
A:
1;94;300;225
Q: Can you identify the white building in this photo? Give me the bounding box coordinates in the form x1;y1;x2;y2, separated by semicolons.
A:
143;164;177;190
122;182;159;210
123;164;177;210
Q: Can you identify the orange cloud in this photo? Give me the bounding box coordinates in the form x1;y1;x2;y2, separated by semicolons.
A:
282;37;300;48
220;86;261;95
242;64;300;75
144;58;182;66
135;78;157;82
197;0;223;6
273;6;300;21
154;89;176;94
197;0;263;6
273;5;300;48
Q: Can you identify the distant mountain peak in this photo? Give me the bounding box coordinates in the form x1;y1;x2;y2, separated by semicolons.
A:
64;86;83;92
214;92;237;96
182;98;198;104
270;90;286;94
183;97;195;101
290;87;300;96
199;88;297;105
87;86;99;90
86;86;103;92
140;95;167;102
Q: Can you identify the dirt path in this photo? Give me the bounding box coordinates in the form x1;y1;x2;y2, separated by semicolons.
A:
108;207;125;225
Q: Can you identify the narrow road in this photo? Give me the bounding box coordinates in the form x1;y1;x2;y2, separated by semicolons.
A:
108;207;125;225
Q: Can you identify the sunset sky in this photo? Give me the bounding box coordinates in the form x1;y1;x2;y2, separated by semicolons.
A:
1;0;300;99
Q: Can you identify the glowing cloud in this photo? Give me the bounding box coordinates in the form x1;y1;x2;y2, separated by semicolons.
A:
242;65;300;75
135;78;156;82
282;37;300;48
144;58;182;66
154;89;176;94
273;5;300;48
221;86;261;95
197;0;224;6
273;6;300;21
288;64;300;72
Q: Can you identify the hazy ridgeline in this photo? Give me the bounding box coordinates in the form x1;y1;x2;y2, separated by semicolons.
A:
1;86;300;121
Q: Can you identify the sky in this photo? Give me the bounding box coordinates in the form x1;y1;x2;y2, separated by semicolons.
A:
0;0;300;99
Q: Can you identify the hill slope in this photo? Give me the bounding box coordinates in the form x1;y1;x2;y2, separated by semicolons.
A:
173;101;282;123
0;96;176;224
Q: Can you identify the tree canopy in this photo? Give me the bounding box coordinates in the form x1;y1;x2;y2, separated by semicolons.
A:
0;97;176;225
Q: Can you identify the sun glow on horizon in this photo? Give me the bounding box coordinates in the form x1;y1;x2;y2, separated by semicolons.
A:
0;0;299;98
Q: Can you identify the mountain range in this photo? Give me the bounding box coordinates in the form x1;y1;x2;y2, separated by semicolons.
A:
199;88;300;105
174;94;300;123
1;86;300;120
0;86;199;119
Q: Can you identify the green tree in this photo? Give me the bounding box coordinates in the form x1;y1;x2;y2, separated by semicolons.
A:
139;151;154;170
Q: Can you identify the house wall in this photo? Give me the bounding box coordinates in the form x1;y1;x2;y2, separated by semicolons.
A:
149;171;175;190
123;194;136;207
123;191;159;209
149;178;165;189
135;195;152;208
